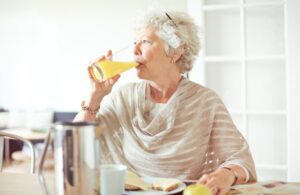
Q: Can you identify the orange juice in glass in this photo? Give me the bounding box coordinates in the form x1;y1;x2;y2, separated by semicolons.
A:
88;60;138;82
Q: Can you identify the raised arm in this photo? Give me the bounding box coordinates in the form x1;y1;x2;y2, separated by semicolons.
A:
73;50;120;122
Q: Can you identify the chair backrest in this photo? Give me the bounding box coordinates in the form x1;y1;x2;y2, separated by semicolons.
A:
0;131;35;174
0;136;3;171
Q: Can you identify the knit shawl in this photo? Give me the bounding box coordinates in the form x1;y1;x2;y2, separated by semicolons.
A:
96;78;256;181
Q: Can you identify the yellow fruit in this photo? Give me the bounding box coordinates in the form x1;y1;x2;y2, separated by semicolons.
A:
183;184;212;195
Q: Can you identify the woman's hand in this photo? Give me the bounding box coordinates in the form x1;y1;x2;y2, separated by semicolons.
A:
197;168;235;195
73;50;120;122
89;50;120;99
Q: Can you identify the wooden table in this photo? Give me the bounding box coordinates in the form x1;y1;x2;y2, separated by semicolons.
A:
0;173;198;195
1;128;48;141
1;172;299;195
0;173;205;195
0;173;54;195
1;128;47;163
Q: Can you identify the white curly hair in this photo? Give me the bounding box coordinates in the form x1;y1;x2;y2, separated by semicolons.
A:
134;10;200;73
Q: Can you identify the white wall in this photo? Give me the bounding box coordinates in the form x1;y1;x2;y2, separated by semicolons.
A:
0;0;187;111
187;0;205;85
287;0;300;182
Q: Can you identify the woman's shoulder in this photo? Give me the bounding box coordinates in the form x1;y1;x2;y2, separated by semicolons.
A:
182;80;226;113
183;79;220;100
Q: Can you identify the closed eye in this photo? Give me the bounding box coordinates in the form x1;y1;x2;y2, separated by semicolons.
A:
133;39;152;46
142;40;151;44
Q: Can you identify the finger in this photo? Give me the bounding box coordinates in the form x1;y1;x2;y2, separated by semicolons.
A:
109;79;114;85
197;174;209;184
210;186;218;195
205;180;216;189
111;74;120;81
106;50;113;60
204;179;219;194
108;75;120;85
218;187;230;195
93;56;106;65
100;55;106;61
87;66;97;82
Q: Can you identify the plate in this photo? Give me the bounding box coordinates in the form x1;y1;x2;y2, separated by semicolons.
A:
125;177;186;195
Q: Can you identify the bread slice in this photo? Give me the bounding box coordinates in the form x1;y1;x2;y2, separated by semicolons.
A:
152;178;181;192
125;171;149;191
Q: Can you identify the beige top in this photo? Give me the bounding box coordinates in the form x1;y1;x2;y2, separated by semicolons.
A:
96;77;257;181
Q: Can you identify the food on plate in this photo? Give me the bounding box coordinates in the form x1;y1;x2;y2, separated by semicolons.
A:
125;171;149;191
183;184;211;195
152;178;182;192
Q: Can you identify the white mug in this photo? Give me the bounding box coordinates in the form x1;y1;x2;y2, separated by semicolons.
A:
100;164;127;195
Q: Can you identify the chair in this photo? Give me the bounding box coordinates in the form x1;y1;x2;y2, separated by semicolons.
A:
0;131;36;174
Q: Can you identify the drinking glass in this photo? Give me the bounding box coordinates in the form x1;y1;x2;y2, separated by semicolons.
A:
88;45;138;81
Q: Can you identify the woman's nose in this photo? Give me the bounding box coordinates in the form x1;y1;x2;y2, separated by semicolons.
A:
134;42;142;56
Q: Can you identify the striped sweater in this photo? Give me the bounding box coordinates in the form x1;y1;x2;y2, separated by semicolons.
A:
96;77;256;181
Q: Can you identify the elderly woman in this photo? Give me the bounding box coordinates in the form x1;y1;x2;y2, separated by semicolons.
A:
74;10;256;195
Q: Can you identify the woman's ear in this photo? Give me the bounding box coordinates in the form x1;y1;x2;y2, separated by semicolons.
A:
171;53;181;63
171;45;185;63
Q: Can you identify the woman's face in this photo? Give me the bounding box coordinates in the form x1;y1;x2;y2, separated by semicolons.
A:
134;27;175;81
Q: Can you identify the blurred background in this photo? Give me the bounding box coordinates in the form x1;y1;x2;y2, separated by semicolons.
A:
0;0;299;182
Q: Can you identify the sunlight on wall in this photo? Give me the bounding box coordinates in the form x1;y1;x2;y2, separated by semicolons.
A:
0;0;187;111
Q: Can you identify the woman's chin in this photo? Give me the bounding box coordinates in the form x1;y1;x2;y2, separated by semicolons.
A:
136;65;150;80
136;72;145;79
136;68;145;79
